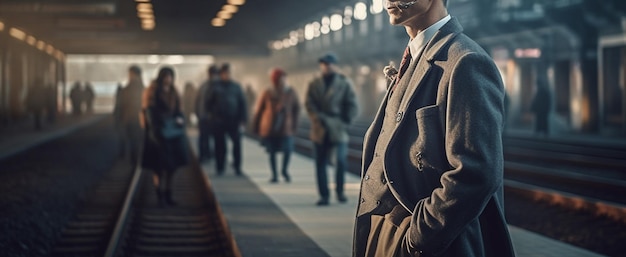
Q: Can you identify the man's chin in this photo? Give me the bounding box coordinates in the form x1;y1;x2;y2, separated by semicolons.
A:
389;16;404;26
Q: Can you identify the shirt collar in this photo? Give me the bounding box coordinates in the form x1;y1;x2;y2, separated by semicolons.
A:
408;15;451;61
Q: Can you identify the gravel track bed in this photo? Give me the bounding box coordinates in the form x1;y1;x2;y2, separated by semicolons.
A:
505;189;626;257
0;118;117;257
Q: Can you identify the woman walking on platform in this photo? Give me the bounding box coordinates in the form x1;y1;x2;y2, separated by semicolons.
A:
252;68;300;183
141;67;189;206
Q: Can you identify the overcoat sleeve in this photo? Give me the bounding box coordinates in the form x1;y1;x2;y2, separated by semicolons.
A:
405;52;505;256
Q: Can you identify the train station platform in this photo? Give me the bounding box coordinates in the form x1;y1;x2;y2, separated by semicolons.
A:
0;117;610;256
0;114;105;161
187;130;607;257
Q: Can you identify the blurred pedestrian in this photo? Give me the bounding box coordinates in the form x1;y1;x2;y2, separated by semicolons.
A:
141;67;189;207
45;83;57;123
182;82;196;126
531;76;552;136
115;66;145;167
245;84;257;131
69;82;82;116
305;53;358;206
252;68;300;183
195;65;220;161
26;78;47;130
353;1;514;256
206;63;247;175
83;82;95;113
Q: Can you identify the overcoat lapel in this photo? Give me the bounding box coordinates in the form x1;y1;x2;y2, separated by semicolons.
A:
397;21;462;113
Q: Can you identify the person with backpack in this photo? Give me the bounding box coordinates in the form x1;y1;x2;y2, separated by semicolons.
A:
252;68;300;183
206;63;247;175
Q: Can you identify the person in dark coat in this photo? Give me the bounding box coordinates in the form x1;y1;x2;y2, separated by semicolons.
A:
252;68;300;183
531;76;552;136
305;53;359;206
115;66;145;166
205;63;247;175
69;82;82;116
83;82;95;113
353;0;515;256
182;82;196;126
27;78;47;130
141;67;188;207
195;65;220;161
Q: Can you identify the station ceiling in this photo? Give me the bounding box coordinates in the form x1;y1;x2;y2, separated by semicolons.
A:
0;0;348;55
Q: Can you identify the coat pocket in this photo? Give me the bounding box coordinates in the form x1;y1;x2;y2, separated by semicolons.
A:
410;105;447;173
365;206;416;257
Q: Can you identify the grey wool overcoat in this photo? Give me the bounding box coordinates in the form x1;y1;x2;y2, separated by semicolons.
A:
305;73;358;144
353;17;516;257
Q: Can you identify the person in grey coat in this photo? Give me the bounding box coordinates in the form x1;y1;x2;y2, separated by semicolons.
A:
353;0;515;256
305;53;358;206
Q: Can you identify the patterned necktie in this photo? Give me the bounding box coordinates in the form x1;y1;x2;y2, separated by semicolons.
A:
391;46;412;93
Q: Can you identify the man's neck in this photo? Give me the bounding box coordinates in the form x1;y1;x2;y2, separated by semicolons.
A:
404;9;448;39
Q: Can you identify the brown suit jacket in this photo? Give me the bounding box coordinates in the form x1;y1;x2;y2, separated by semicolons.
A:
354;17;515;257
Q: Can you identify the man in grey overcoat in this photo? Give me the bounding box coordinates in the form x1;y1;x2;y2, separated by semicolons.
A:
353;0;515;256
305;53;358;206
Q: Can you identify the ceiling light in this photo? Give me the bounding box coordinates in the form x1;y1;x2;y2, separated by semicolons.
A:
26;36;37;45
137;3;153;12
282;38;290;48
222;4;238;13
9;28;26;40
137;8;153;14
0;21;4;31
142;18;155;24
46;45;55;55
138;12;154;19
371;0;384;14
217;10;232;19
272;41;283;50
212;18;226;27
135;0;150;2
227;0;245;5
36;41;46;50
330;14;343;31
304;24;314;40
354;2;368;20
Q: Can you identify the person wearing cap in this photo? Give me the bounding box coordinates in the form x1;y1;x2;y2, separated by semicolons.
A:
205;63;248;175
305;53;358;206
195;65;220;162
252;68;300;183
352;0;514;256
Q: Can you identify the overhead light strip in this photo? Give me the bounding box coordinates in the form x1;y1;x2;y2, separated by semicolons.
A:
136;0;155;31
212;0;245;27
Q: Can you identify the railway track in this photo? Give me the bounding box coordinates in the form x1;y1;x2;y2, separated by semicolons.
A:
49;155;239;257
292;120;626;221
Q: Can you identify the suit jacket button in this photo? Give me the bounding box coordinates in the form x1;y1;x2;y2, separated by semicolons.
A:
361;198;366;203
382;178;386;183
418;163;424;172
364;175;370;180
396;112;403;122
376;200;381;205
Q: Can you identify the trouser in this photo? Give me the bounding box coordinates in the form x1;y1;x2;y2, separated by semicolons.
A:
197;119;213;159
268;136;294;179
214;124;242;173
122;123;143;167
314;139;347;200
